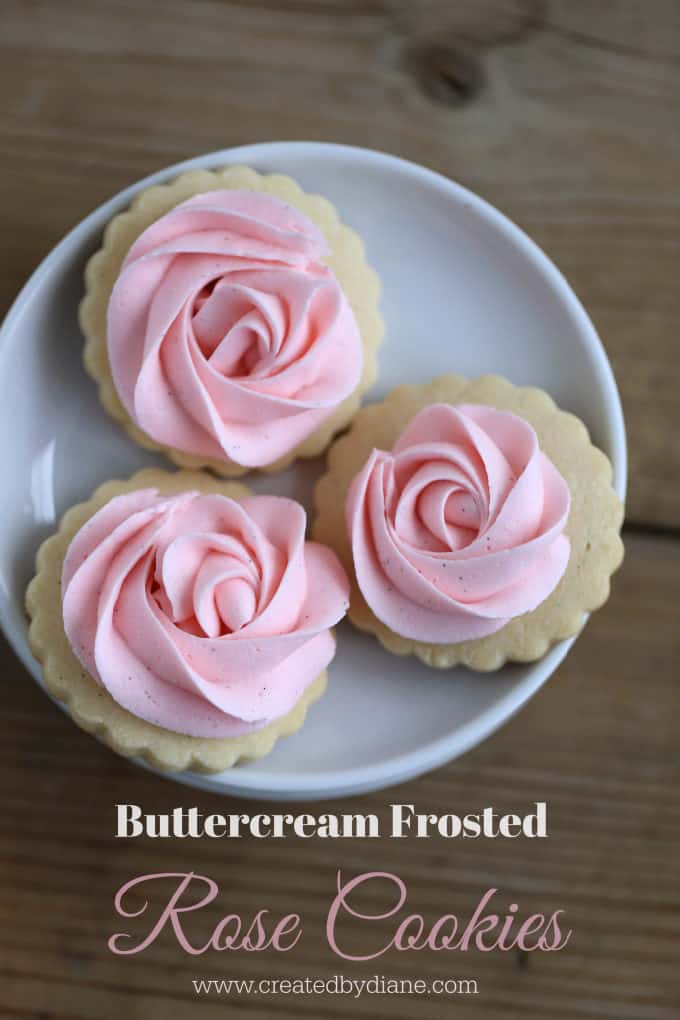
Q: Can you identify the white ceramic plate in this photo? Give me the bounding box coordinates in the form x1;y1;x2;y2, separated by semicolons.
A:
0;142;626;801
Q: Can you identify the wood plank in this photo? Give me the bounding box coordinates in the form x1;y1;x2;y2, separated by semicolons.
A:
0;531;678;1018
0;2;678;1016
0;0;678;524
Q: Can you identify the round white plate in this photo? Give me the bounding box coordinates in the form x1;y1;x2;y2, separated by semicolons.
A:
0;142;626;801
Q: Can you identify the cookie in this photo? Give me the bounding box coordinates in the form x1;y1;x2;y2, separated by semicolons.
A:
313;374;624;670
26;468;349;771
81;167;383;476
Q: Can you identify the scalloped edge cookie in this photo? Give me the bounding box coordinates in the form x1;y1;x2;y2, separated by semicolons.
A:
80;166;383;477
313;374;625;671
26;467;327;773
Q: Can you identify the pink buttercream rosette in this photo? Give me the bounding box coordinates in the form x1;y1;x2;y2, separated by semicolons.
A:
346;404;571;644
61;489;349;738
107;190;363;468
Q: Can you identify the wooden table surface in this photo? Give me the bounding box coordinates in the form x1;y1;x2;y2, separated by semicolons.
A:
1;2;678;1017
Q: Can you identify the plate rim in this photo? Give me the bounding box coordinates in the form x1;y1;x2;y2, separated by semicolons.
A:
0;141;627;800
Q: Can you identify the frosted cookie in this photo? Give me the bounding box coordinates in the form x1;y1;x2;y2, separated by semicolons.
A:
26;469;349;772
81;167;383;476
314;374;624;671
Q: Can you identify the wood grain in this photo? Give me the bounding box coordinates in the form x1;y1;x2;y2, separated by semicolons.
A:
1;0;679;525
0;1;678;1017
1;533;678;1018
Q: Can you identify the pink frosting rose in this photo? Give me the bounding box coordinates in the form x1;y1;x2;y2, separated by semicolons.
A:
62;489;349;737
346;403;571;643
107;190;363;467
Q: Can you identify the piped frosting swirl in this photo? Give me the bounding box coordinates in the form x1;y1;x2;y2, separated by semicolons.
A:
346;403;571;643
62;489;349;737
107;190;363;467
